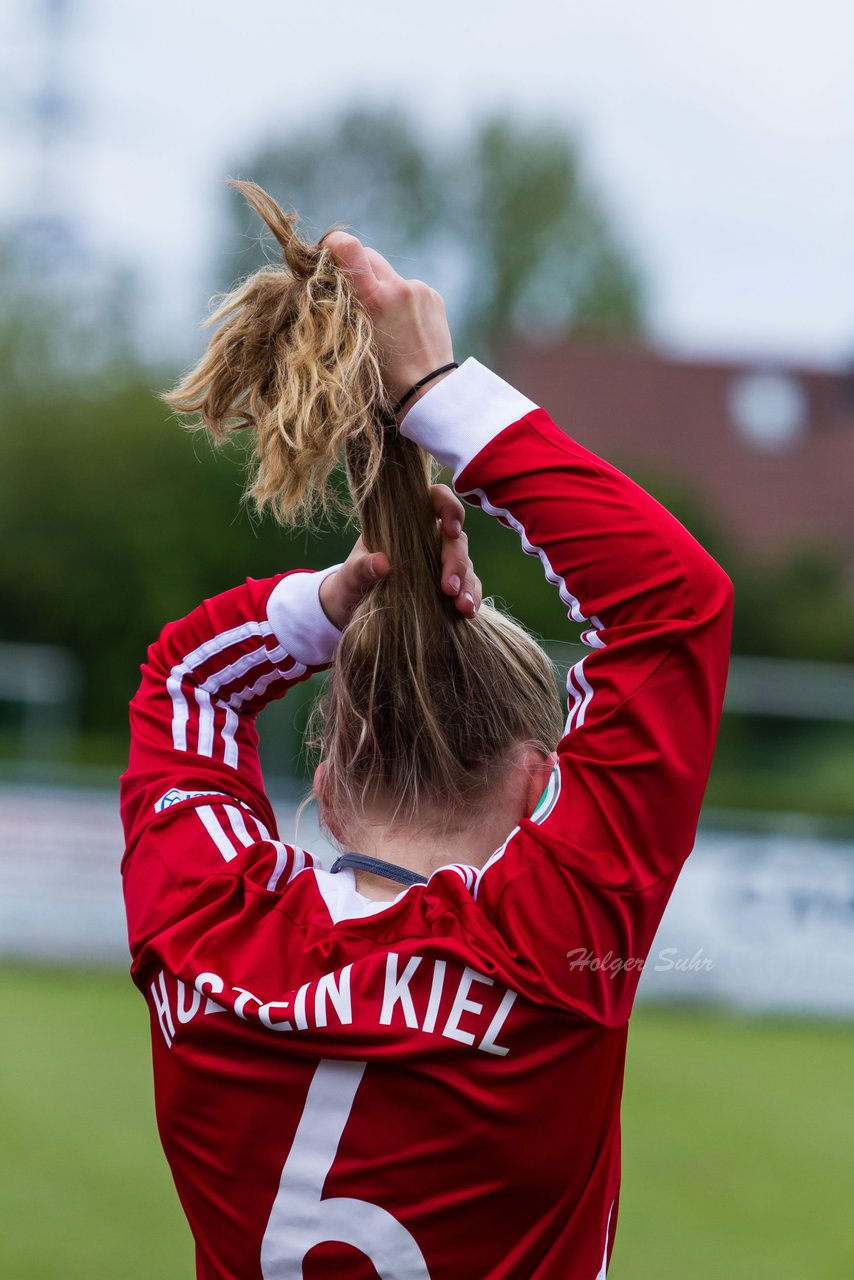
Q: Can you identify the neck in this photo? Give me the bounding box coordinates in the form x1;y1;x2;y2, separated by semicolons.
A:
322;748;552;902
345;821;503;901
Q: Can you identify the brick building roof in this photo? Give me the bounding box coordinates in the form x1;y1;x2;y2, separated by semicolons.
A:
501;339;854;560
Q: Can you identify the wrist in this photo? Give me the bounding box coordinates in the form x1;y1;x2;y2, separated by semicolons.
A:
267;566;344;668
318;569;347;631
399;358;537;478
395;368;456;425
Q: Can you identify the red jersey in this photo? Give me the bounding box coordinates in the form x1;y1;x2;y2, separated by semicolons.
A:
121;359;732;1279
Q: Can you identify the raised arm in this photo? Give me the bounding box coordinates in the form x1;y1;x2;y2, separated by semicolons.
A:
120;493;479;954
403;362;733;1023
325;237;732;1024
120;568;341;915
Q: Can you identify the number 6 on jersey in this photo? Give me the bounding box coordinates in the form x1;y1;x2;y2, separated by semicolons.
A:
261;1059;431;1279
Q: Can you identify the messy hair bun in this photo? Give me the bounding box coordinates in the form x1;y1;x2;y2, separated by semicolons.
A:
162;179;392;528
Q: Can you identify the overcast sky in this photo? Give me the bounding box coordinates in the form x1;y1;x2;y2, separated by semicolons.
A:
2;0;853;366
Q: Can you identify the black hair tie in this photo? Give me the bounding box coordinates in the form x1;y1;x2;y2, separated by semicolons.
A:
390;362;458;419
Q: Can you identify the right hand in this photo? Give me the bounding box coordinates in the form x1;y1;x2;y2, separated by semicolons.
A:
322;232;455;416
320;482;482;626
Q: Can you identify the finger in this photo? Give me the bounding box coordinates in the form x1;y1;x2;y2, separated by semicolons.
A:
464;571;483;613
453;572;481;618
338;549;389;605
455;593;477;618
440;532;469;599
323;232;380;292
366;551;390;583
452;564;481;614
431;483;465;537
362;245;406;287
355;551;390;589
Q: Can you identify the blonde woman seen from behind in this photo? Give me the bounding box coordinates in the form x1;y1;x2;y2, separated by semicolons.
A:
121;182;733;1279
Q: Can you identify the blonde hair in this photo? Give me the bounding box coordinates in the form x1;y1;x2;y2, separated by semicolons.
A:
163;180;563;837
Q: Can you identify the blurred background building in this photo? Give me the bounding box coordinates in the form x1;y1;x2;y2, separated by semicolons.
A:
506;340;854;561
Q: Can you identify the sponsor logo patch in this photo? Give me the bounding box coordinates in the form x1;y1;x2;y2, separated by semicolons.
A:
155;787;232;813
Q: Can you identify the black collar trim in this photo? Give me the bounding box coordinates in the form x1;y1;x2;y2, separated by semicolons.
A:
330;852;428;888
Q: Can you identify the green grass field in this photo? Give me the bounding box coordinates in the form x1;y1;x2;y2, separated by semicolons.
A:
1;964;852;1279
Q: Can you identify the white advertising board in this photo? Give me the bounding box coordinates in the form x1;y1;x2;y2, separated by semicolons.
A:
2;784;853;1016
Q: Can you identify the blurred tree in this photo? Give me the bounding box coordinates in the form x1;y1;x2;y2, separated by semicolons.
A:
0;235;137;396
730;545;854;664
451;115;644;359
222;105;644;362
0;375;355;737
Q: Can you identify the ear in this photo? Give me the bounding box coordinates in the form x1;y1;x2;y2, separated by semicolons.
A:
524;750;558;819
313;761;343;843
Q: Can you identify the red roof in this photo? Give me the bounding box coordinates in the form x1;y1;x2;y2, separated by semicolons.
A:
501;339;854;560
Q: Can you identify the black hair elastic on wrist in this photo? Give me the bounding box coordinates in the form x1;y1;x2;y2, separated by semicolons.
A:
390;362;458;419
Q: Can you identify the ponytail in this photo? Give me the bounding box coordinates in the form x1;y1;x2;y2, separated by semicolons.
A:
163;181;563;837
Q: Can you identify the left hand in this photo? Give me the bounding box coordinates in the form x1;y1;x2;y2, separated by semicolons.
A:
322;232;454;408
319;483;482;630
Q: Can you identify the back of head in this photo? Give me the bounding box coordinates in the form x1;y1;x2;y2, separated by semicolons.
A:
163;181;563;840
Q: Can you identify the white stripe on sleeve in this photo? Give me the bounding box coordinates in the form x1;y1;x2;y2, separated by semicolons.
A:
570;658;594;730
195;687;215;758
168;620;273;754
267;842;311;892
219;705;238;769
196;804;241;863
223;804;255;848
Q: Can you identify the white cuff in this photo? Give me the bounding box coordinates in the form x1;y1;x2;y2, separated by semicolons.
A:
267;565;344;668
400;357;537;480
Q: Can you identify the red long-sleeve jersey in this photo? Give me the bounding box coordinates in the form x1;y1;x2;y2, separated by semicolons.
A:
121;359;733;1280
